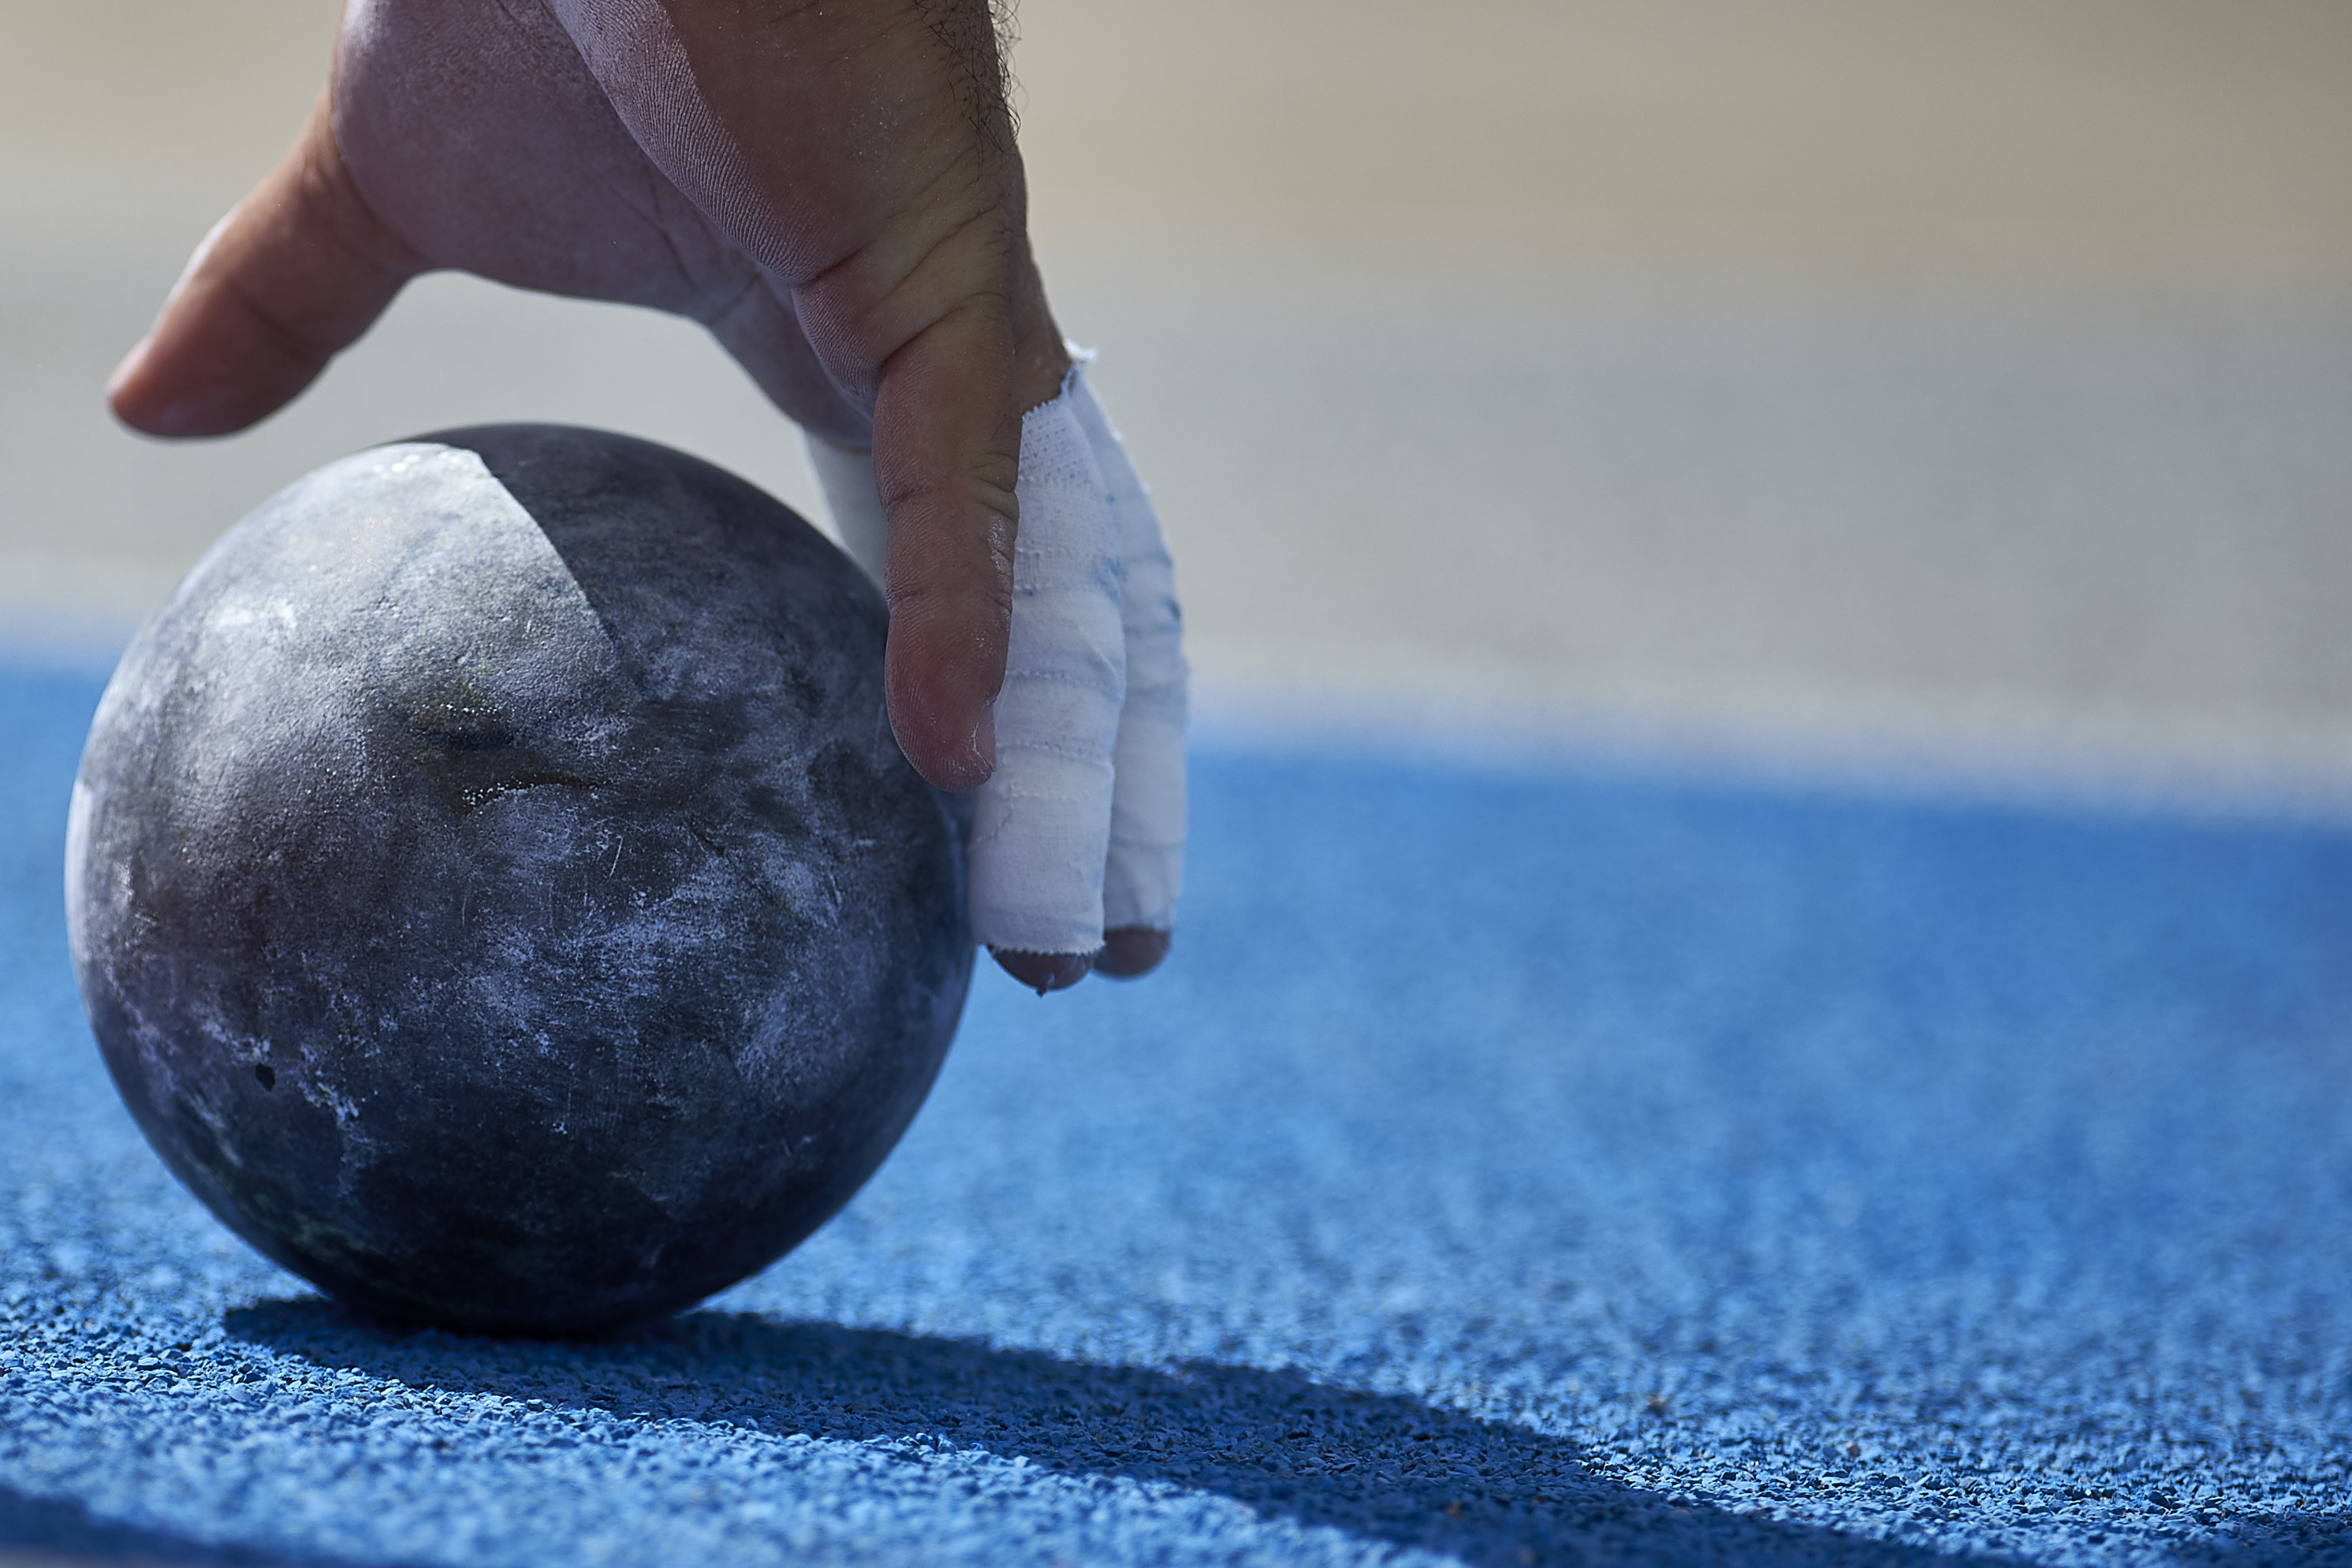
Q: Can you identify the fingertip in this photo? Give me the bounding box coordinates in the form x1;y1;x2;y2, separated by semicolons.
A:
885;631;1000;791
890;691;996;793
1094;926;1170;980
104;338;158;430
990;946;1095;994
104;334;298;439
106;336;214;438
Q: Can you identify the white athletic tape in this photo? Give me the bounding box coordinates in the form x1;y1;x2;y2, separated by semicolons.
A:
803;370;1182;956
966;390;1127;953
1067;370;1188;933
802;434;889;588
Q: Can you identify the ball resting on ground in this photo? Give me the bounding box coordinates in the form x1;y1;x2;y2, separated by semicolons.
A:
66;425;973;1335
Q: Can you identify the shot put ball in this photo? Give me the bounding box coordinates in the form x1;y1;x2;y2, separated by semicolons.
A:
65;424;973;1335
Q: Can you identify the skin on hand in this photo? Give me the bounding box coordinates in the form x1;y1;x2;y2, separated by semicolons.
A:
110;0;1064;791
669;0;1062;793
105;0;1164;985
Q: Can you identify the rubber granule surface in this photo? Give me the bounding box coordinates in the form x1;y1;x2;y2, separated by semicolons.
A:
3;664;2348;1566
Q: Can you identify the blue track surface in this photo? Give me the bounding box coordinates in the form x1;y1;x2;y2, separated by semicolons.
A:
2;661;2348;1566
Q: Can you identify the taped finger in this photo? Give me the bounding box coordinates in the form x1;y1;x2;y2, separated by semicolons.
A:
967;386;1127;962
1067;364;1187;948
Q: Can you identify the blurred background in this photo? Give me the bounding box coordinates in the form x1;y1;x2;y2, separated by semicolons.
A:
3;0;2349;803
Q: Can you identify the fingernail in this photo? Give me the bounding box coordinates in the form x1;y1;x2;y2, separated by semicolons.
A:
927;704;996;793
963;702;997;783
990;947;1095;994
1094;926;1171;979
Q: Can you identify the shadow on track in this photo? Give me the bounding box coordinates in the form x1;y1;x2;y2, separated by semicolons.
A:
0;1478;393;1566
230;1298;2015;1567
2168;1512;2352;1567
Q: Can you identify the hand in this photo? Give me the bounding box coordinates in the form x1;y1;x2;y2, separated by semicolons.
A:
106;0;1183;985
807;366;1187;989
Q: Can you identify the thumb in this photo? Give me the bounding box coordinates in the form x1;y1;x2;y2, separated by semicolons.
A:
109;91;422;438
